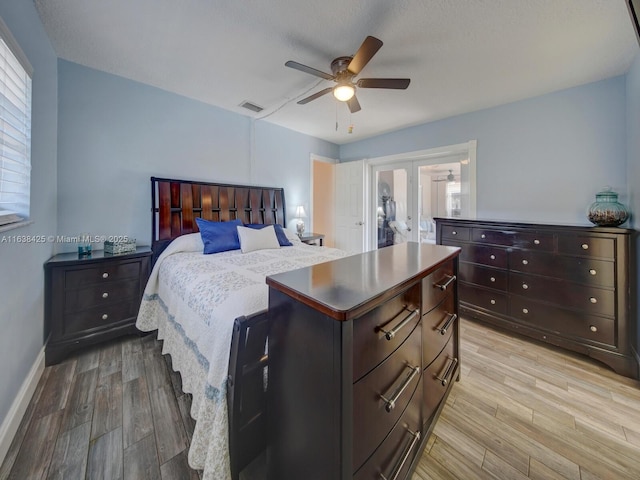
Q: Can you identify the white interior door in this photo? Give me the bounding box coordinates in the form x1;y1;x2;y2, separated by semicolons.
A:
335;160;365;253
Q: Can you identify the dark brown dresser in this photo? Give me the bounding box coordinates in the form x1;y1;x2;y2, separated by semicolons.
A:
266;242;460;480
44;247;152;365
436;218;637;379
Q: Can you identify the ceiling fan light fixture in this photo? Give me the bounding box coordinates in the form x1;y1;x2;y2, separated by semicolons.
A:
333;83;355;102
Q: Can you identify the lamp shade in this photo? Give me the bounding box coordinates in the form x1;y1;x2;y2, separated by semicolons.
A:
295;205;306;218
333;84;355;102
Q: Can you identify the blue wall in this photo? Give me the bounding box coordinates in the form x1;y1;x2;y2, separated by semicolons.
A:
340;77;628;225
0;1;58;429
57;60;339;249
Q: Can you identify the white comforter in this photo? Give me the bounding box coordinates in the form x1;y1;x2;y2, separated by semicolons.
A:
136;233;348;479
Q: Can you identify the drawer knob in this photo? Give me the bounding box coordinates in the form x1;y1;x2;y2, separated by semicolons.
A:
102;314;108;320
582;243;589;250
102;292;109;299
522;259;529;265
379;308;419;341
522;308;529;314
490;254;496;260
481;234;486;239
490;299;496;305
589;269;597;276
490;277;496;282
534;239;540;245
102;272;109;279
452;230;457;235
589;297;597;304
522;283;529;290
590;325;598;332
380;365;420;413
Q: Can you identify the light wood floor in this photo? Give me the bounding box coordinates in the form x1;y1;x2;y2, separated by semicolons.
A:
2;319;640;479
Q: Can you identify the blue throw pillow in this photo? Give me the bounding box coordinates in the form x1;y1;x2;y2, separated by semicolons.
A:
245;224;293;246
195;218;243;254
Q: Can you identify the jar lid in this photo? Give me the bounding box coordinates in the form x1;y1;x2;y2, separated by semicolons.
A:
595;186;618;199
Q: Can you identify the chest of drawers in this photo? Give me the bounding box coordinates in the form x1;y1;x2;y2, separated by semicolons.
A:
436;218;637;379
44;248;152;365
266;242;460;480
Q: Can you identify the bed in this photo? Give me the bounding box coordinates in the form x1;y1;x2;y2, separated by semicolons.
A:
136;177;348;480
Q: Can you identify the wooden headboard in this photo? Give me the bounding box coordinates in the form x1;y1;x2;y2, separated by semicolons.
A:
151;177;287;261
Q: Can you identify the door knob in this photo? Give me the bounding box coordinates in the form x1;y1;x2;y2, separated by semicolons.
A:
356;221;364;226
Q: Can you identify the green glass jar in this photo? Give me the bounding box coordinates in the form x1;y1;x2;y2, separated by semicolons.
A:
587;187;629;227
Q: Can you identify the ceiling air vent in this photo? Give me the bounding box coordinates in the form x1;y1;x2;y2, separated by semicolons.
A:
239;101;264;113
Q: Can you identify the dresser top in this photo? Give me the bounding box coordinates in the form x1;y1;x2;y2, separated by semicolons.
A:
434;217;635;234
266;242;460;321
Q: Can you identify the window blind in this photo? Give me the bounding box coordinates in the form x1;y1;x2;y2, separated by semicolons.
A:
0;17;32;222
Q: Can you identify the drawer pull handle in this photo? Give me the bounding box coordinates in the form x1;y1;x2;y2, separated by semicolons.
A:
102;314;108;320
589;269;597;276
590;325;598;332
379;428;421;480
534;239;540;245
582;243;589;250
102;292;109;299
522;283;529;290
434;275;456;291
435;357;458;387
380;365;420;413
490;277;496;282
379;308;420;341
589;297;597;304
522;259;529;265
481;234;486;239
102;272;109;279
436;313;457;336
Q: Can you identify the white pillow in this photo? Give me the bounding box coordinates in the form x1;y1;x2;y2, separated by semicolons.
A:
283;227;302;244
237;225;281;253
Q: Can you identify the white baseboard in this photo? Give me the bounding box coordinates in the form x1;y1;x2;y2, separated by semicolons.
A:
0;347;45;466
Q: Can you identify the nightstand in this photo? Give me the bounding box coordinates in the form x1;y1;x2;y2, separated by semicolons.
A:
299;233;324;246
44;247;152;365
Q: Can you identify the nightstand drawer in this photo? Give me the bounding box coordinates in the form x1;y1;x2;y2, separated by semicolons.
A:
353;283;420;382
65;260;142;288
352;325;421;471
63;300;140;336
64;278;140;312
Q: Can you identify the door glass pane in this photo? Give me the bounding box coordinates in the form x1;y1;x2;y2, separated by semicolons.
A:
418;162;461;244
376;168;409;248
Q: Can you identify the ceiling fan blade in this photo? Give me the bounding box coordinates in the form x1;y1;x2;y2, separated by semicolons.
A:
347;36;383;75
357;78;411;89
347;95;361;113
285;61;334;80
297;87;333;105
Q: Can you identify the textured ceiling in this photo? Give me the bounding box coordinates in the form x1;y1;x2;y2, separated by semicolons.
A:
35;0;638;145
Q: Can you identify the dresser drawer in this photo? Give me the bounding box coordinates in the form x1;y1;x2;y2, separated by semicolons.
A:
441;224;470;241
460;262;507;290
512;231;554;252
353;325;421;471
472;228;513;246
353;284;420;381
424;335;457;421
459;282;508;315
354;378;422;479
509;272;615;317
63;300;140;336
422;261;456;315
557;235;615;259
466;244;508;269
64;278;140;312
509;250;615;287
64;260;142;288
509;297;616;347
423;294;456;368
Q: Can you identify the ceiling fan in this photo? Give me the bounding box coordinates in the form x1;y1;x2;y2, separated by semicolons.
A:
285;36;410;113
432;170;457;182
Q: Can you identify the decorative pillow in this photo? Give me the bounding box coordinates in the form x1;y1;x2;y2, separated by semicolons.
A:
283;227;302;244
195;218;242;254
237;225;281;253
245;223;293;246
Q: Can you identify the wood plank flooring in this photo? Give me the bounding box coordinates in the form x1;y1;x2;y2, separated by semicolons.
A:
2;318;640;479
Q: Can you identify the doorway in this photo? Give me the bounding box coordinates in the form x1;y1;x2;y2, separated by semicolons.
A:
368;142;476;250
